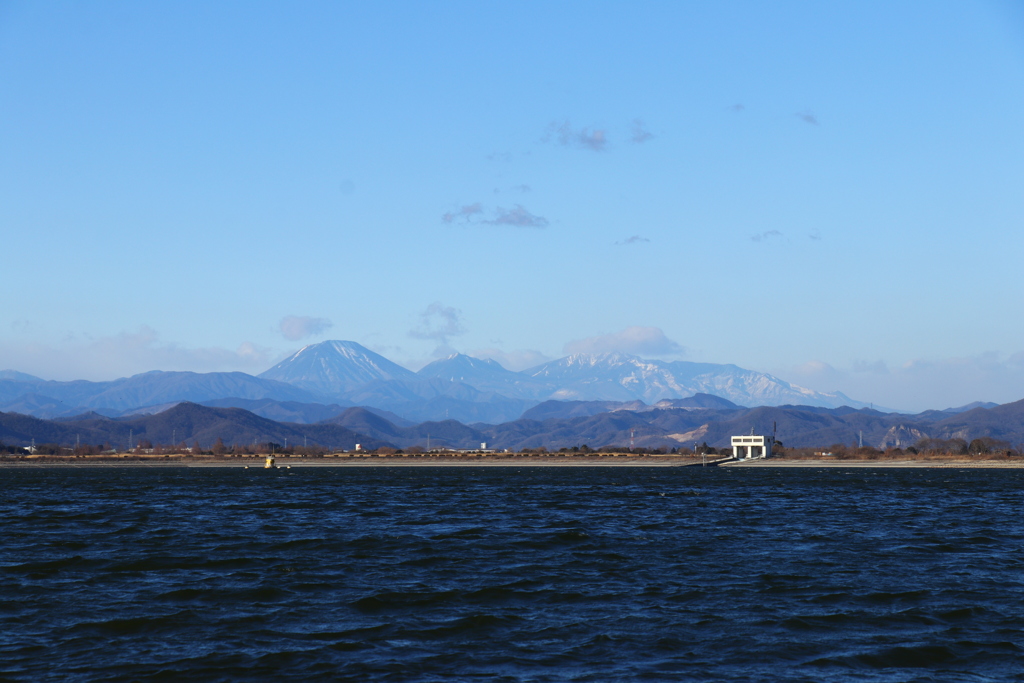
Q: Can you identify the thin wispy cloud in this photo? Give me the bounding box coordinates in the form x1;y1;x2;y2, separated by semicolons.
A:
410;303;464;343
492;184;532;195
409;303;466;357
441;203;484;224
565;326;685;358
544;120;609;151
750;230;783;242
470;348;553;372
788;352;1024;412
852;359;889;374
279;315;333;341
485;205;548;228
486;151;513;163
616;235;650;245
443;203;548;228
0;327;271;381
796;111;819;125
630;119;653;144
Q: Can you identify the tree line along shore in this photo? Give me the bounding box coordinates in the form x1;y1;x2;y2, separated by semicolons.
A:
3;438;1023;465
4;435;1017;458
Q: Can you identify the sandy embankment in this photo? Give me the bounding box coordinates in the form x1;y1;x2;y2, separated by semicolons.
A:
726;458;1024;469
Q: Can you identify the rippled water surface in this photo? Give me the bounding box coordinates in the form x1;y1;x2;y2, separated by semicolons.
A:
3;465;1024;681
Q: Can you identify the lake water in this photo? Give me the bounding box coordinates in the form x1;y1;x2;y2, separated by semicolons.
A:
2;466;1023;681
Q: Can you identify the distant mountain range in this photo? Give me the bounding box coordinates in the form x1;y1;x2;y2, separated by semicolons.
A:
260;340;867;417
4;397;1024;453
1;340;873;424
3;337;1017;453
0;403;385;452
0;370;321;418
523;352;857;406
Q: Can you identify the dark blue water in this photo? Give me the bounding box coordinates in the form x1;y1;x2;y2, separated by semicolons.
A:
2;466;1024;682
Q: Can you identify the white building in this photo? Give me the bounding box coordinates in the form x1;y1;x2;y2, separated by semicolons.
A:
731;434;773;459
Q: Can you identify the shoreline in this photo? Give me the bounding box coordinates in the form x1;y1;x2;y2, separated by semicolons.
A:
0;456;699;468
3;455;1024;468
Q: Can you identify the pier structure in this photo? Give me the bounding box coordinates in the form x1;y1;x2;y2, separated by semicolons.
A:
731;434;773;460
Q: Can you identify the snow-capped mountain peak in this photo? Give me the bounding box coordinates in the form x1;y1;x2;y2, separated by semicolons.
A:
259;340;415;398
524;353;862;408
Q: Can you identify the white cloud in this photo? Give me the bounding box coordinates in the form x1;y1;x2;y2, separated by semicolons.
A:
409;303;466;358
410;303;464;343
0;327;272;381
564;326;685;358
278;315;333;342
279;315;333;341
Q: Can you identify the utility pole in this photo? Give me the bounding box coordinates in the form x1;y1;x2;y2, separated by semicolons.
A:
129;429;133;451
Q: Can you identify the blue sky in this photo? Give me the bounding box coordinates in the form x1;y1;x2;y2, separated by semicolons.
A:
2;1;1023;411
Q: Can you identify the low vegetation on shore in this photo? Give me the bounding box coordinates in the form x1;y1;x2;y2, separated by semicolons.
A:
3;436;1022;464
